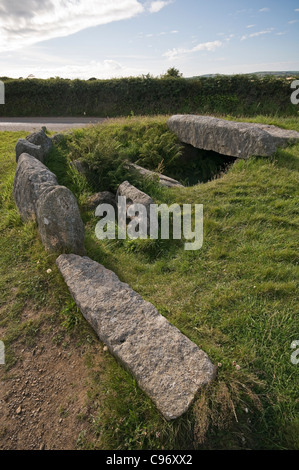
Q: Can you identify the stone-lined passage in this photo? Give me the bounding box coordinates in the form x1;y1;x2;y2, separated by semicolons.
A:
167;115;299;159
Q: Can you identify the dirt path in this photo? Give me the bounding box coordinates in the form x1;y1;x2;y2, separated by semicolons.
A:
0;117;107;132
0;310;103;450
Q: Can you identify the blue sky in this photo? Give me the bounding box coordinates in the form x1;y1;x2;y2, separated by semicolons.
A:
1;0;298;79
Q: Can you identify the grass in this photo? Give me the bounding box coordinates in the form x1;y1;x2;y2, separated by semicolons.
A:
0;114;299;450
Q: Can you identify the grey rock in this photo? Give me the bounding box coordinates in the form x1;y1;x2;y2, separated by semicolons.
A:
70;159;88;175
86;191;116;210
167;115;299;159
26;129;53;157
116;181;154;233
51;133;66;145
13;153;58;221
16;139;44;163
36;186;85;255
56;254;216;420
124;161;184;188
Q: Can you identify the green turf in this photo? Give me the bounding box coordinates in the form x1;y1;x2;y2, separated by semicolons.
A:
1;115;298;449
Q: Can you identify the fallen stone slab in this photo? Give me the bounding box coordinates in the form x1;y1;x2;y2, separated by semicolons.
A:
56;254;216;420
13;153;58;221
36;185;85;255
167;115;299;159
16;139;44;163
124;161;184;188
26;129;53;157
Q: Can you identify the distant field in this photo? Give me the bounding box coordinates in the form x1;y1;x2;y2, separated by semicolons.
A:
0;114;298;450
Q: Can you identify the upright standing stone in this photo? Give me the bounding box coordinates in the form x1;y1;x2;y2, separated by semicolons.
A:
16;139;44;163
13;153;58;221
116;181;154;232
26;129;53;157
56;254;216;420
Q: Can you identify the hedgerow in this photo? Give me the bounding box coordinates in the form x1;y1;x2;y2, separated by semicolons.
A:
0;75;297;117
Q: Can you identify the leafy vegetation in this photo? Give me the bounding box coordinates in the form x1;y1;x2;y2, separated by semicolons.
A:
1;113;299;450
0;74;298;117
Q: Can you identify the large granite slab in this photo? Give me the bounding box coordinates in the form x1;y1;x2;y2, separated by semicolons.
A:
56;254;216;420
167;115;299;159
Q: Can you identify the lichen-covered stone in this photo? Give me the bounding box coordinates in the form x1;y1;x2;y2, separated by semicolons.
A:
124;162;184;188
36;186;85;255
56;254;216;420
16;139;44;163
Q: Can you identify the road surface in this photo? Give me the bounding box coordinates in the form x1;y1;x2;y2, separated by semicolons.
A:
0;117;107;132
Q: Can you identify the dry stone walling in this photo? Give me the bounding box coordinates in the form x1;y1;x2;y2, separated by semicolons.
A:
167;115;299;159
13;127;216;421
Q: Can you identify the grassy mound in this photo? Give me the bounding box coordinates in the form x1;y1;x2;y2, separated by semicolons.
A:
0;115;298;449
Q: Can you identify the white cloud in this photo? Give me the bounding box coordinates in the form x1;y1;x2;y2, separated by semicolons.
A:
288;20;298;24
147;1;173;14
259;7;270;12
246;24;256;28
164;40;223;60
241;29;274;40
295;9;299;11
143;29;178;38
0;0;146;52
1;57;148;80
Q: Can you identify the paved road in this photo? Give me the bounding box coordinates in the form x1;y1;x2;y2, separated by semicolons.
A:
0;117;107;132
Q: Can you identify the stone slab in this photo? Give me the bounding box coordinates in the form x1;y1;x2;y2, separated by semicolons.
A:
167;115;299;159
16;139;44;163
13;153;58;221
56;254;216;420
124;161;184;188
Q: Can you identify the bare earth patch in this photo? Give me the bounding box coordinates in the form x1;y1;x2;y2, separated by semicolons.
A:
0;309;103;450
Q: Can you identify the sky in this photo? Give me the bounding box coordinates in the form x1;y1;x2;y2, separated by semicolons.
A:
0;0;299;79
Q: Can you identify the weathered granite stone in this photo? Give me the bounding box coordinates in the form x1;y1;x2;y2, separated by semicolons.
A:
85;191;116;210
116;181;154;232
70;159;88;175
36;186;85;255
116;181;153;208
167;115;299;159
16;139;44;163
26;129;53;157
124;161;184;188
51;133;66;145
13;153;58;221
56;254;216;420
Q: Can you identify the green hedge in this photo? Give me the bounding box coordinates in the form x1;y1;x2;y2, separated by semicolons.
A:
0;75;297;117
